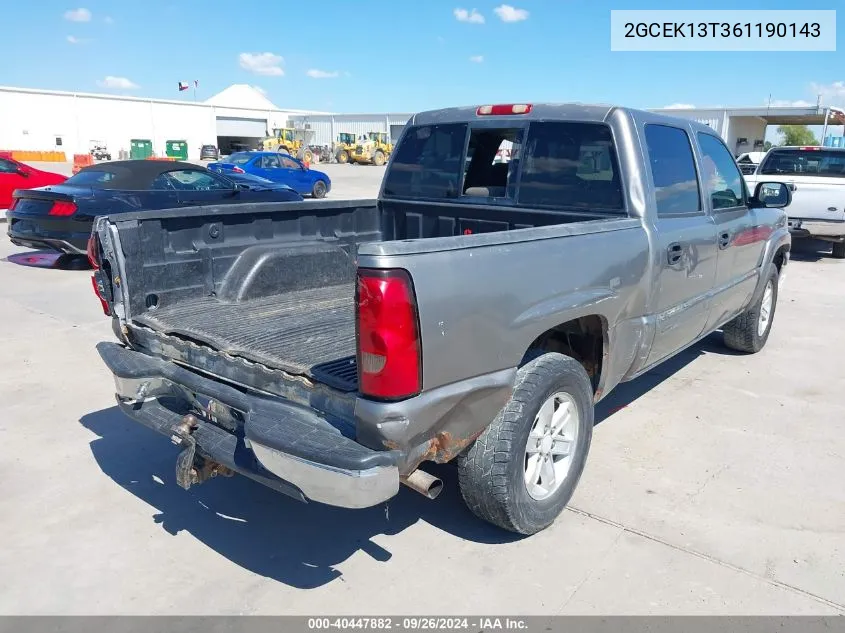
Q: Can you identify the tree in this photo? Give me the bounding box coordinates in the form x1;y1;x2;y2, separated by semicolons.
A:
777;125;819;146
763;141;773;151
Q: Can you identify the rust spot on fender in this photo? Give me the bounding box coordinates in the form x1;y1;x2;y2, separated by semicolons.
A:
382;439;401;451
422;429;483;463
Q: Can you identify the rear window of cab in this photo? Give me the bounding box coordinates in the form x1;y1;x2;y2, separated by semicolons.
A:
382;121;625;214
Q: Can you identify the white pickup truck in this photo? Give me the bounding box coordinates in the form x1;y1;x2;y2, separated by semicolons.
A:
745;146;845;258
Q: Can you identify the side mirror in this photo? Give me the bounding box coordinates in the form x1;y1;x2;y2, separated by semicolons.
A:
16;168;30;178
751;181;791;208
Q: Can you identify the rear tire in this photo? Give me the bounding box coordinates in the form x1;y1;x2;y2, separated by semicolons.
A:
302;149;314;164
457;353;594;535
312;180;327;199
723;266;779;353
336;150;349;164
831;241;845;259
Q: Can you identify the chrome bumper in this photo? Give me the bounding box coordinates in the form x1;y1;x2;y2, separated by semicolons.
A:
99;342;401;509
788;218;845;239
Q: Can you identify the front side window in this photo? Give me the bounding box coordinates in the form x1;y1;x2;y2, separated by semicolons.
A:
382;123;467;199
697;133;745;210
518;122;624;212
151;169;231;191
644;124;701;216
759;148;845;177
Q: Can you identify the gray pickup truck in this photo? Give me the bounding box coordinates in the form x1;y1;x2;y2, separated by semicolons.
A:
90;103;793;535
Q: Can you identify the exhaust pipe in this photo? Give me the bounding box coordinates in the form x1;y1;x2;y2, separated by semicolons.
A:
401;469;444;500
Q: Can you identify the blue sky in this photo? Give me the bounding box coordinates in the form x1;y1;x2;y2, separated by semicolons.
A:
2;0;843;116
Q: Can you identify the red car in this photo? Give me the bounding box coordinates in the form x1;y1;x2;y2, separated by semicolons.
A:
0;154;67;210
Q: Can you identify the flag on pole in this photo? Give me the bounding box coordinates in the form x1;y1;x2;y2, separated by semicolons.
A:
194;80;199;88
178;82;189;91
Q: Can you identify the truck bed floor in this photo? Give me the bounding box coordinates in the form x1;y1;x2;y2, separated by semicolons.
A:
133;284;356;378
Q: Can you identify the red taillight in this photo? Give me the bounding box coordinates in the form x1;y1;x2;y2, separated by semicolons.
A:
86;233;100;270
799;146;821;151
48;200;77;216
91;275;110;316
356;269;421;400
476;103;533;116
8;198;18;211
232;166;245;173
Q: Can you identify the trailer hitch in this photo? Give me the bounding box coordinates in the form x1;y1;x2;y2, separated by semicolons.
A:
170;414;233;490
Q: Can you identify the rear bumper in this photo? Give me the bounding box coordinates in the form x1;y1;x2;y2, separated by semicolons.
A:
788;217;845;239
96;342;401;508
7;213;90;254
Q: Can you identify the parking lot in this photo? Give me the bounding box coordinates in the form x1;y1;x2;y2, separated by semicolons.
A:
1;167;844;615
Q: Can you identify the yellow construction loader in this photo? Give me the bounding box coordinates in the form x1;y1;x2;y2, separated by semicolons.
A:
261;128;316;163
350;132;393;166
334;132;357;164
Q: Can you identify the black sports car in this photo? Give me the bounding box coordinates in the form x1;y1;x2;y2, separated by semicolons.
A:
7;159;303;254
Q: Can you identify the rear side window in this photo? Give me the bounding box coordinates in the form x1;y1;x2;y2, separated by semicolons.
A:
64;170;117;185
644;124;701;216
518;122;624;212
759;148;845;177
0;158;18;173
228;153;254;165
383;123;467;199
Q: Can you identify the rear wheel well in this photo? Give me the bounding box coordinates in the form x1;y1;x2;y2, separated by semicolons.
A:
520;315;606;393
773;245;789;272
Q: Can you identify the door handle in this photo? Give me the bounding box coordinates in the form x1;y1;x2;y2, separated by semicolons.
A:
667;242;683;265
718;231;731;249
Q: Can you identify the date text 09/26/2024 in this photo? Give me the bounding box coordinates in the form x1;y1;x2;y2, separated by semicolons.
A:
307;617;528;630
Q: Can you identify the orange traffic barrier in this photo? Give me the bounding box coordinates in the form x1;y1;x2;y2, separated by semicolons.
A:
8;150;68;162
146;156;175;161
72;153;94;174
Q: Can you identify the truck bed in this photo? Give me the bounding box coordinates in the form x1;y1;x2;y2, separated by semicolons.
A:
134;283;356;380
103;198;618;391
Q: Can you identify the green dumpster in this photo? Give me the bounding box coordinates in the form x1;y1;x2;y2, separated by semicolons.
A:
165;140;188;160
129;139;153;159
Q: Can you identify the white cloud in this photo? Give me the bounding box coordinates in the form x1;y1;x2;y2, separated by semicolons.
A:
767;99;815;107
239;52;284;76
663;103;696;109
454;8;484;24
469;55;484;63
104;16;114;24
64;7;91;22
66;35;81;44
307;69;340;79
97;76;139;90
810;81;845;106
494;4;528;22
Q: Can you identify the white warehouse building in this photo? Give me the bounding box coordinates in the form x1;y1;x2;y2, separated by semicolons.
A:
2;82;842;164
649;104;845;155
0;84;330;161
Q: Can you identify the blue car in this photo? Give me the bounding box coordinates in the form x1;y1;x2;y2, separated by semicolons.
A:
208;151;331;198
